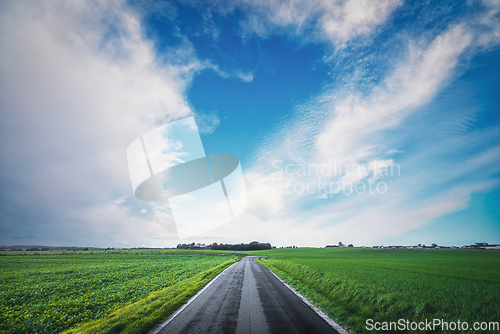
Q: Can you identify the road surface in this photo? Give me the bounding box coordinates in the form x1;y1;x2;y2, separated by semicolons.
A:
157;256;339;334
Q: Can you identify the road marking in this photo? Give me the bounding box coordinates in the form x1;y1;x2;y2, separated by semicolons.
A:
148;260;240;334
266;269;351;334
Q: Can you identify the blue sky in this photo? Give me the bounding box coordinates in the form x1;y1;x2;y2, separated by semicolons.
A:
0;0;499;247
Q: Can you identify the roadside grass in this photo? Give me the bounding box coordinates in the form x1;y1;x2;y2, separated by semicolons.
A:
63;259;236;334
253;248;500;334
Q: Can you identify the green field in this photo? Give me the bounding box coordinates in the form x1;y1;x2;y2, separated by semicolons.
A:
2;248;499;334
252;248;500;334
0;251;236;334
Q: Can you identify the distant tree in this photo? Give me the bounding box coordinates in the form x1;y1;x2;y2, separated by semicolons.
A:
348;244;353;247
210;241;272;251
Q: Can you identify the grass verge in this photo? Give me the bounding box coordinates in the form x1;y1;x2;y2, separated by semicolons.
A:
63;259;237;334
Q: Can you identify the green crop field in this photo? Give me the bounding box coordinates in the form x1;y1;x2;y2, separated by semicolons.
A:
252;248;500;334
0;252;236;334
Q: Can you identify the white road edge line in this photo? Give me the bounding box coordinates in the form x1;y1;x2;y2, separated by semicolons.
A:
267;269;351;334
148;260;240;334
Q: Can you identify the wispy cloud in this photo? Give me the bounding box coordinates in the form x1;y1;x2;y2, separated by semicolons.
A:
236;71;254;82
386;149;404;155
316;24;472;165
239;12;500;245
194;111;221;134
475;0;500;47
235;0;401;45
204;62;255;82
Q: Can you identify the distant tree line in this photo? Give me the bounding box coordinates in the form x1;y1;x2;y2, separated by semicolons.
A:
176;241;272;250
176;243;207;249
211;241;272;250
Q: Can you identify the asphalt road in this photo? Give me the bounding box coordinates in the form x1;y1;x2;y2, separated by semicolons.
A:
157;256;339;334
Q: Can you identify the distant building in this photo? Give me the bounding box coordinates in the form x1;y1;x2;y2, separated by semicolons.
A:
462;243;500;249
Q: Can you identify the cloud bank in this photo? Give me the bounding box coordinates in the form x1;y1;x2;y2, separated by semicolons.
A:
230;2;500;246
0;0;204;246
1;0;499;247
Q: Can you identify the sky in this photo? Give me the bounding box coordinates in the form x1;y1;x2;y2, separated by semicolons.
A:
0;0;499;248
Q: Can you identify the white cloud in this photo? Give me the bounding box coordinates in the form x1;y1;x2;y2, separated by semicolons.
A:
0;0;202;246
303;181;498;246
204;62;254;82
235;0;401;45
194;111;221;134
238;18;500;246
250;23;474;184
476;0;500;47
316;24;473;167
386;149;404;155
236;71;254;82
115;196;127;204
244;172;286;220
176;0;400;47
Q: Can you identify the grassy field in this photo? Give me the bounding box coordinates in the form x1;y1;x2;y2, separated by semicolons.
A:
0;251;237;334
251;248;500;334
